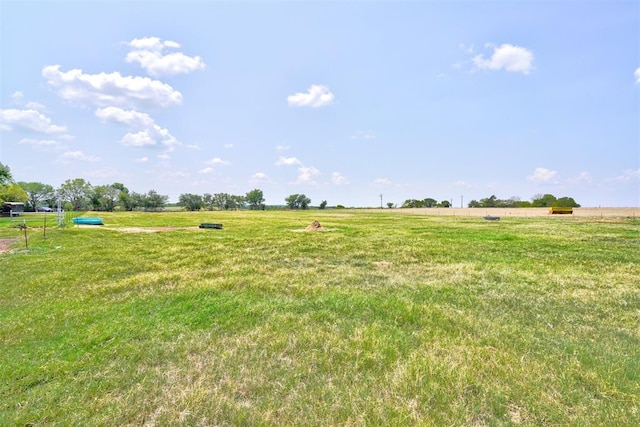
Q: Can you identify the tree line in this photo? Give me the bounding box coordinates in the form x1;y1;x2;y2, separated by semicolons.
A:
466;194;580;208
399;194;580;209
1;162;323;212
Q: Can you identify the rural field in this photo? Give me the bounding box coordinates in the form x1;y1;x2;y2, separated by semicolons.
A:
1;209;639;425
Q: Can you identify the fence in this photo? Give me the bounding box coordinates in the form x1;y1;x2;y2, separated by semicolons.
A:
8;210;71;227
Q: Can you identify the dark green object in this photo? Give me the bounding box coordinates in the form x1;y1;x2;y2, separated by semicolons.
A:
199;223;223;229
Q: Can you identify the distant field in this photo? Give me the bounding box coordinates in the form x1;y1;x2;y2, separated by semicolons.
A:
1;211;639;425
374;207;640;218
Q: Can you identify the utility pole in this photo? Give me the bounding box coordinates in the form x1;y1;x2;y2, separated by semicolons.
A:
460;195;463;208
380;194;383;208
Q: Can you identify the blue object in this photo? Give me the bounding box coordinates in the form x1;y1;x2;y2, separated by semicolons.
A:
73;217;104;225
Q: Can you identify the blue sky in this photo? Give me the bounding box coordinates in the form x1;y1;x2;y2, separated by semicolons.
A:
1;0;638;207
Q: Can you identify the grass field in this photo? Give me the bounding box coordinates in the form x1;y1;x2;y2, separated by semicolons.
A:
1;210;639;425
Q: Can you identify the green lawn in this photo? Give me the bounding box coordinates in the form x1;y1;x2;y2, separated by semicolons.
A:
1;211;639;425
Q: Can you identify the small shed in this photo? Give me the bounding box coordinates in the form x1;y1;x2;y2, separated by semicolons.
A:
1;202;24;217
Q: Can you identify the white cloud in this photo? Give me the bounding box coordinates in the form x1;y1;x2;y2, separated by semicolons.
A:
0;108;67;134
249;172;271;185
61;150;100;162
577;171;592;183
527;167;558;183
351;130;376;140
287;84;335;107
606;169;640;183
95;107;155;128
25;101;47;111
453;179;472;188
224;143;234;149
134;157;149;163
373;177;391;186
86;167;121;179
276;144;290;151
95;106;178;149
473;43;534;74
206;157;230;165
199;167;215;174
42;65;183;109
331;172;349;186
252;172;268;180
11;91;24;102
18;138;62;148
121;130;157;147
296;166;320;185
125;37;205;77
276;156;302;166
635;67;640;84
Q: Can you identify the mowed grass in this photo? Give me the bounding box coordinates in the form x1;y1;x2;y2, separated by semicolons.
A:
1;211;639;425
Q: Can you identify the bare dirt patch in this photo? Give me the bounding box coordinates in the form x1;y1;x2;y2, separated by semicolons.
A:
373;261;394;270
0;238;18;254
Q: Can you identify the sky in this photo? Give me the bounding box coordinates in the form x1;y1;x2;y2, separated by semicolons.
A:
1;0;639;208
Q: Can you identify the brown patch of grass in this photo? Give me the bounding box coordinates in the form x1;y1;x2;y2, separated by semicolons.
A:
0;238;18;254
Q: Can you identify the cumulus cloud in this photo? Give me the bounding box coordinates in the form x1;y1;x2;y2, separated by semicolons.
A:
527;167;558;183
224;143;234;149
94;106;178;150
95;106;155;128
287;84;335;107
125;37;206;77
206;157;230;165
473;43;534;74
252;172;268;180
199;167;215;174
249;172;271;185
276;156;302;166
331;172;349;186
635;67;640;84
120;126;178;149
61;150;100;162
276;144;290;151
42;65;183;109
296;166;320;185
0;108;67;134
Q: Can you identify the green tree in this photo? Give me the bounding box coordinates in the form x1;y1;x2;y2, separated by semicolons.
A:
438;200;451;208
531;193;557;207
245;189;265;210
18;182;55;211
424;198;438;208
285;194;299;209
0;162;13;185
58;178;92;211
285;194;311;209
401;199;424;208
0;183;28;204
212;193;243;210
553;196;580;208
386;202;394;209
178;193;204;211
143;190;168;211
90;185;120;211
319;200;328;210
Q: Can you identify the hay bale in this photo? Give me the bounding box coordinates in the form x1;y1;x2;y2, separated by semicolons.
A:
305;220;325;231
